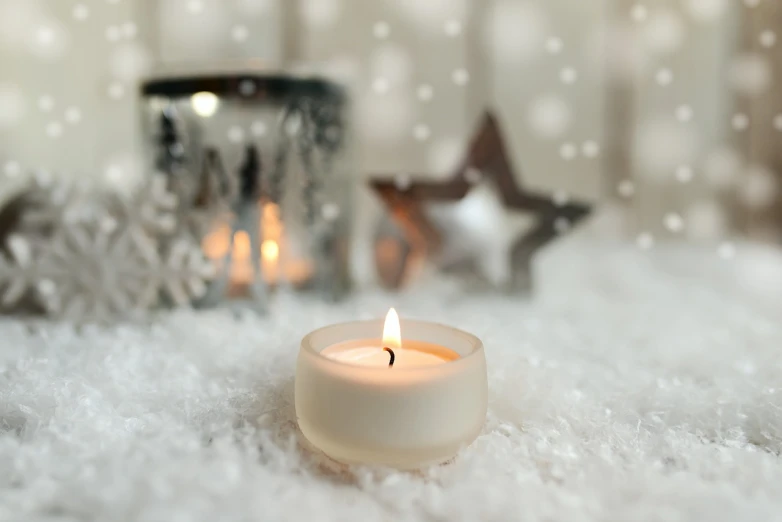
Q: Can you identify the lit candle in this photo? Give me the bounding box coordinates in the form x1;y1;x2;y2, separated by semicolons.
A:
321;309;460;368
295;309;488;469
201;202;314;292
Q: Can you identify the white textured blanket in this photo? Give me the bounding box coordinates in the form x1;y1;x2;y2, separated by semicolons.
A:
1;241;781;521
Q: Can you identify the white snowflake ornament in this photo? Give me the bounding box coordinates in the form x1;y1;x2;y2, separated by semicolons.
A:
0;166;220;321
36;217;161;322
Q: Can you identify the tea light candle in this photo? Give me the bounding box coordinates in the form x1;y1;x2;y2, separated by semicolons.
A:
295;309;487;469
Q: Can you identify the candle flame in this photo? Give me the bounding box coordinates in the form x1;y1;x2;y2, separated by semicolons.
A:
261;239;279;262
382;308;402;350
200;202;314;287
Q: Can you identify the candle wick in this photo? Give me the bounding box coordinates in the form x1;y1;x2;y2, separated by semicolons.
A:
383;347;395;367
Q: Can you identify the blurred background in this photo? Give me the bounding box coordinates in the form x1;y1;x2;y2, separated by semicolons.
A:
0;0;780;286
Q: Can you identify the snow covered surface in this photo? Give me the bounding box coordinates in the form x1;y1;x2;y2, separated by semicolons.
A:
1;240;781;521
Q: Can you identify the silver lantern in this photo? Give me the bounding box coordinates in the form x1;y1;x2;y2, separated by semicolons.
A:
140;74;352;310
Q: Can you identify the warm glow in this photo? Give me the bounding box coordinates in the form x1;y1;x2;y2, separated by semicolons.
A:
233;230;250;257
200;202;314;289
201;223;231;258
231;230;252;284
382;308;402;350
191;91;219;117
264;201;281;223
261;239;279;262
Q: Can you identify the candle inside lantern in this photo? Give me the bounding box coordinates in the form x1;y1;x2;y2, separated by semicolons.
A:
321;308;459;368
201;201;314;293
295;309;487;469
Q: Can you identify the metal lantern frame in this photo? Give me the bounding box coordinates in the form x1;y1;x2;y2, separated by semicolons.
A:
141;74;351;308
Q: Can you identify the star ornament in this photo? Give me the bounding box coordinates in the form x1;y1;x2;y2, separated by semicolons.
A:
370;111;593;291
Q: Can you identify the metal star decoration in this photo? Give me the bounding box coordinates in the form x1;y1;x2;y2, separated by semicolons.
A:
370;111;593;291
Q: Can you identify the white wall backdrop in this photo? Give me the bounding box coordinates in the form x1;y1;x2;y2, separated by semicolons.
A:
0;0;143;195
0;0;754;247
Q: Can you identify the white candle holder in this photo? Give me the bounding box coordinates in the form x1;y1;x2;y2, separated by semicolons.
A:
295;319;487;469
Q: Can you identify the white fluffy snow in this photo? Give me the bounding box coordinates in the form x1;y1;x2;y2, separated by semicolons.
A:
0;240;780;521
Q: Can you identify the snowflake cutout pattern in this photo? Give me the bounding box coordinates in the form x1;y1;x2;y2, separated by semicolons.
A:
35;215;161;322
0;168;220;321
